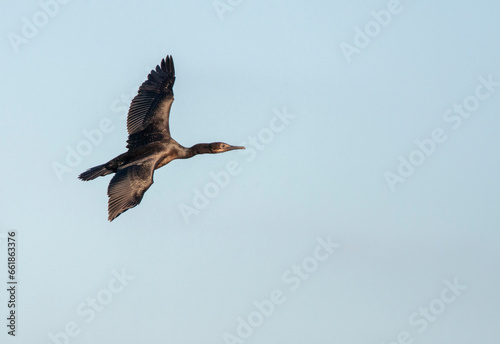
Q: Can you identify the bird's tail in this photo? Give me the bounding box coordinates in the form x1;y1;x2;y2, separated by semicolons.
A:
78;164;112;181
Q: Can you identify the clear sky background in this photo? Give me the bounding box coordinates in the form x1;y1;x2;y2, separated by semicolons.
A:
1;0;500;343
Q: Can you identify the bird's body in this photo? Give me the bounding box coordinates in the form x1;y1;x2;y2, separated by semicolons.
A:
79;56;244;221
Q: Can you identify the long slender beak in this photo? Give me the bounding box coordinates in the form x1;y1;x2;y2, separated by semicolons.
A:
227;145;245;151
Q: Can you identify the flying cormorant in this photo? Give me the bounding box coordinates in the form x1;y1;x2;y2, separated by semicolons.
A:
79;55;244;221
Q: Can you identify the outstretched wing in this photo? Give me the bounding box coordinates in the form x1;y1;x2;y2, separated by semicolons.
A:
126;55;176;149
107;157;158;221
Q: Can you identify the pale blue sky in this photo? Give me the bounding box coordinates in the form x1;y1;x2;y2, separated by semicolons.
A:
1;0;500;343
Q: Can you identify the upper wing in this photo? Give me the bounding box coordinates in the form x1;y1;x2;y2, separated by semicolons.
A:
107;157;158;221
126;55;176;149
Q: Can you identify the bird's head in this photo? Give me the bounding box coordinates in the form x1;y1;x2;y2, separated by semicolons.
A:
210;142;245;153
190;142;245;156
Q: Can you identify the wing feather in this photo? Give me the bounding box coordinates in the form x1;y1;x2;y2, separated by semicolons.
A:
107;158;158;221
126;55;176;148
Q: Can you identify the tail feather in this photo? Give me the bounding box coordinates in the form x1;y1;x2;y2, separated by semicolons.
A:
78;164;112;181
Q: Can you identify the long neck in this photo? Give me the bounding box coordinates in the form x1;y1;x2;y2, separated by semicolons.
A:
181;143;211;159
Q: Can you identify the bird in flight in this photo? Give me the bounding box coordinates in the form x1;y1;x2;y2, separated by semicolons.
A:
79;55;244;221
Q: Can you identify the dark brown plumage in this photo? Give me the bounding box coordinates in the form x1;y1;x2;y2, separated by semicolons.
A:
79;55;244;221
